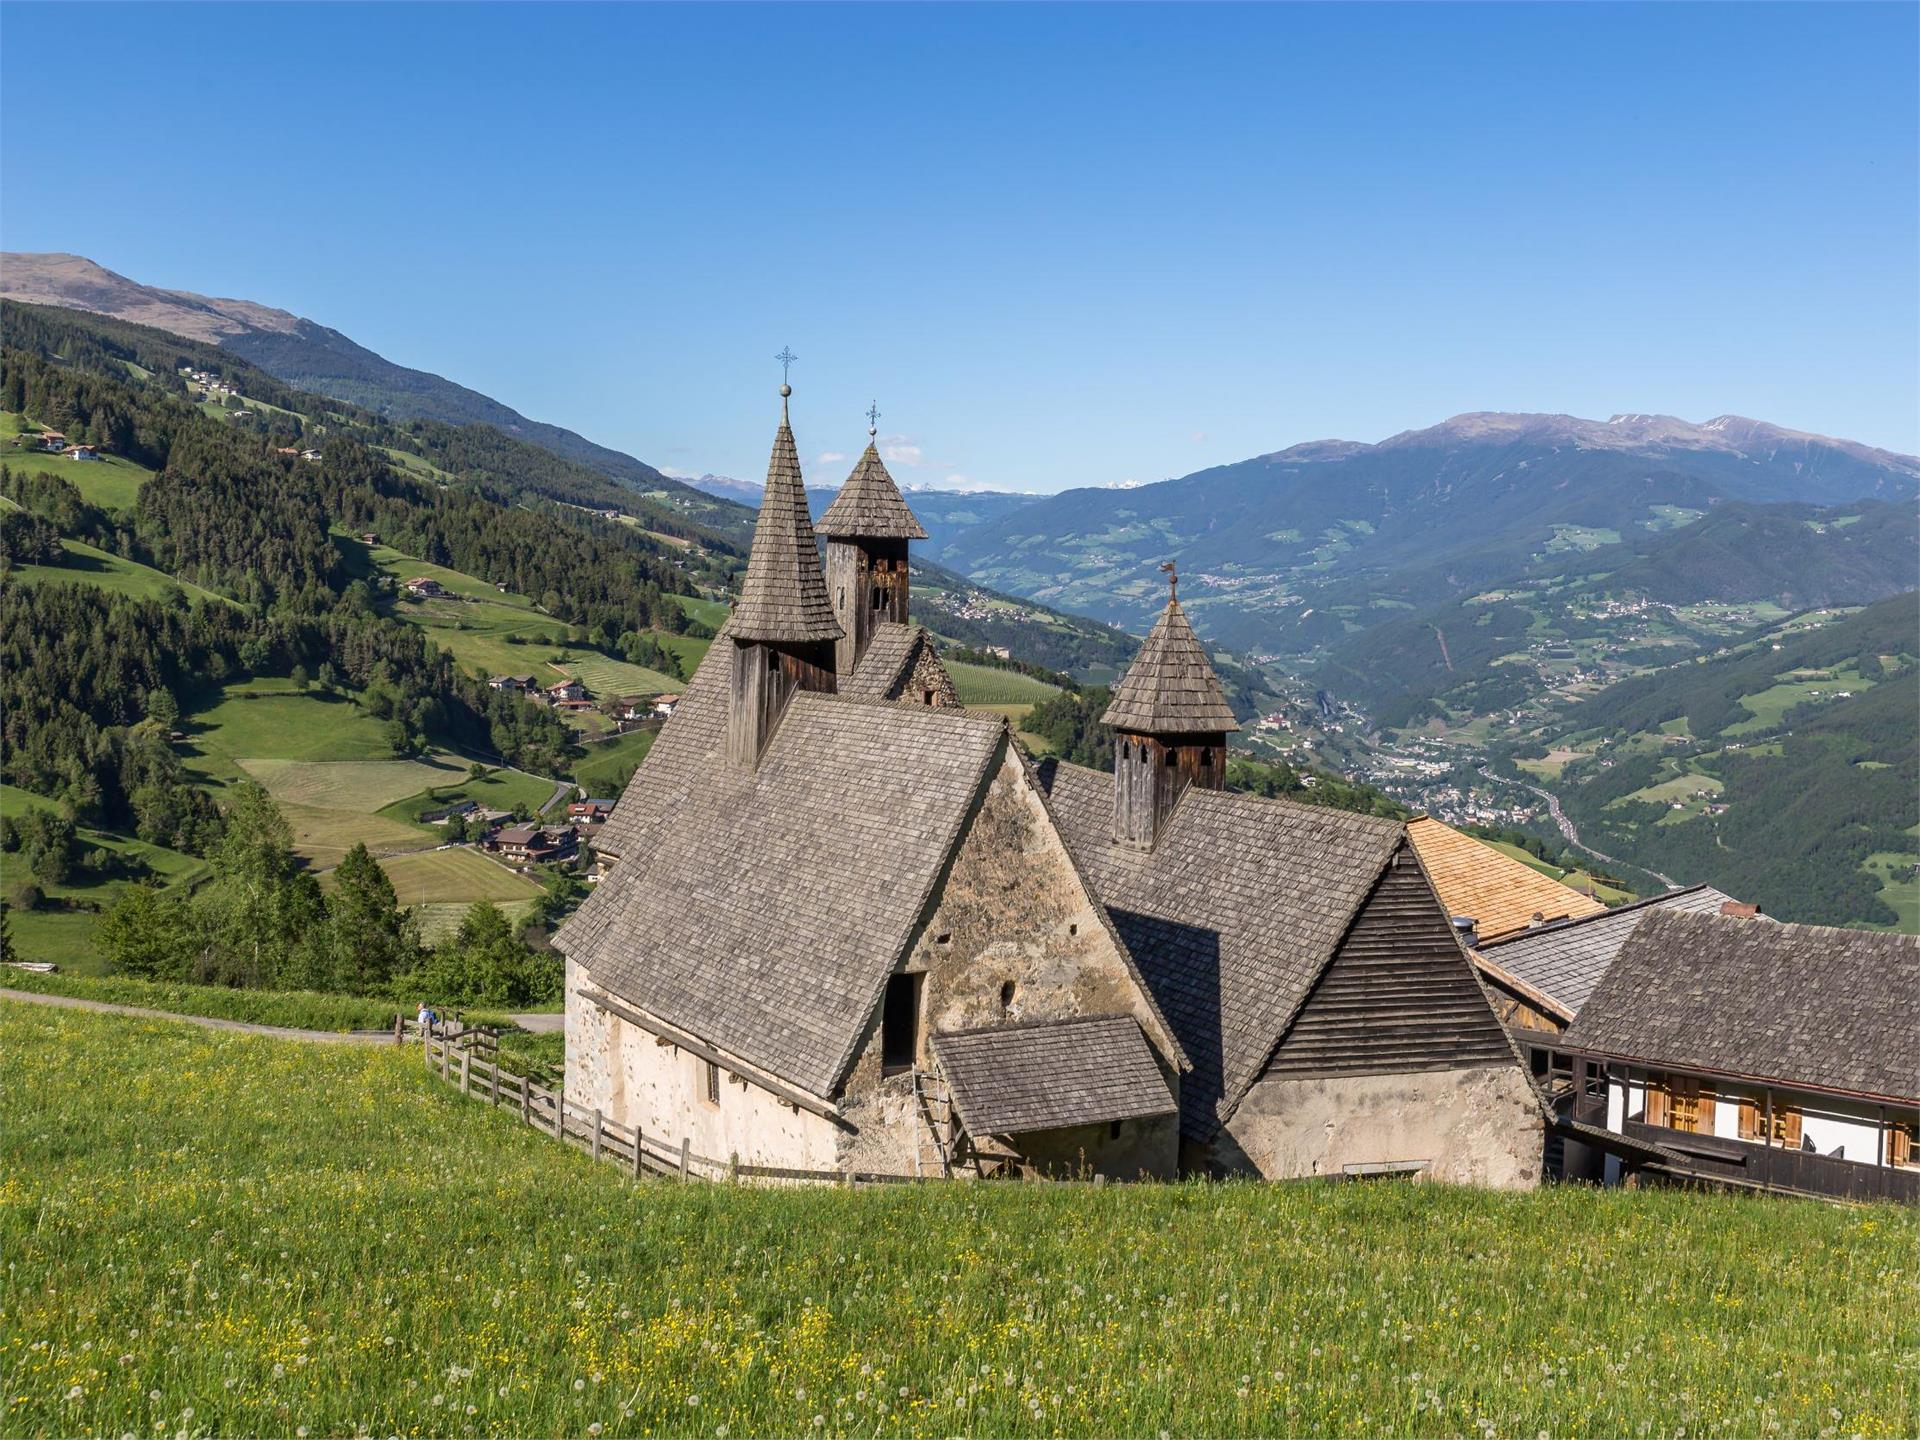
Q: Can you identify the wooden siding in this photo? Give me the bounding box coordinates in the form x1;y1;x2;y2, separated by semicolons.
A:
827;537;910;678
1263;845;1517;1079
1111;731;1228;849
727;638;836;768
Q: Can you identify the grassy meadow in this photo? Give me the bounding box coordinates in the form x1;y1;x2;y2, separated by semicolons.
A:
572;729;656;795
7;537;226;603
946;660;1063;706
4;1004;1915;1439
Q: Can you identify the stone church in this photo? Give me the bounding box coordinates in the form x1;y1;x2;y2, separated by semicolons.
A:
554;387;1542;1186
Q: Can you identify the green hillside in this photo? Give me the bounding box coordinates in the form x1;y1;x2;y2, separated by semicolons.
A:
1533;596;1919;925
5;1003;1914;1440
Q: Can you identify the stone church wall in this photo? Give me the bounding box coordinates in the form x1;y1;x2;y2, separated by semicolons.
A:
564;959;841;1173
1205;1064;1543;1189
836;746;1181;1180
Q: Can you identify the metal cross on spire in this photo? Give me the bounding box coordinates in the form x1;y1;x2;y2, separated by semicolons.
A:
866;400;880;438
775;347;798;385
1161;560;1178;602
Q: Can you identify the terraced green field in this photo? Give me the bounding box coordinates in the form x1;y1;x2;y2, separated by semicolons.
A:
5;1004;1914;1440
556;652;679;697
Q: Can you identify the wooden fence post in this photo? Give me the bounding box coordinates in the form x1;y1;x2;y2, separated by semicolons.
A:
591;1109;603;1163
632;1126;644;1181
521;1078;531;1127
393;1015;404;1046
678;1137;690;1181
555;1087;566;1139
490;1063;501;1107
459;1050;471;1096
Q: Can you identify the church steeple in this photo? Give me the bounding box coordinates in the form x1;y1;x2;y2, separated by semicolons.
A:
1102;564;1237;849
727;366;841;769
818;402;927;678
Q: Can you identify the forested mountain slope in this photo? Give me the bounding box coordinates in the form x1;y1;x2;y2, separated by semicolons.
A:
0;252;731;522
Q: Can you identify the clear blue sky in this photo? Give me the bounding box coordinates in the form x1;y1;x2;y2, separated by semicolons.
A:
3;2;1915;491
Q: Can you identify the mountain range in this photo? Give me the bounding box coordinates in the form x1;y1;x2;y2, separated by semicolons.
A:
0;252;684;500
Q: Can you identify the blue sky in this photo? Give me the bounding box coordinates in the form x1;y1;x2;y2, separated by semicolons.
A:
3;2;1915;491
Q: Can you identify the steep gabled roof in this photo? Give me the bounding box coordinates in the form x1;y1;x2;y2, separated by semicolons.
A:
1100;597;1238;734
729;406;842;643
839;622;954;704
1036;760;1404;1139
1405;816;1605;944
818;443;928;540
933;1015;1176;1136
556;632;1008;1098
1477;884;1737;1018
1563;910;1920;1103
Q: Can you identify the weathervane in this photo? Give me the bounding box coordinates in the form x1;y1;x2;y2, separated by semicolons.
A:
1161;560;1178;602
866;400;880;438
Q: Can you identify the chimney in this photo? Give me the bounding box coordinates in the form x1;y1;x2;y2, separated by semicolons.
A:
1719;901;1761;919
1451;915;1479;948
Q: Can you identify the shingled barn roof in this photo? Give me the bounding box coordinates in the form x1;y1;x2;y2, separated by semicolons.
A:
1100;597;1238;735
839;622;931;700
557;632;1014;1097
1563;910;1920;1104
729;407;842;643
818;443;928;540
1036;760;1404;1140
932;1015;1176;1136
1405;816;1605;944
1477;884;1737;1019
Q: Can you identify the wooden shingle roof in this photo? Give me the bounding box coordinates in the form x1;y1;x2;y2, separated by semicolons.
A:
1477;884;1736;1018
932;1015;1176;1136
1404;816;1605;944
818;444;928;540
729;409;842;643
1100;597;1238;735
840;622;931;700
1563;910;1920;1103
556;632;1011;1098
1036;760;1404;1140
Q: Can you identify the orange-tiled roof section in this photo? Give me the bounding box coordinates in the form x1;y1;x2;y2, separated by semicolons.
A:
1406;815;1606;944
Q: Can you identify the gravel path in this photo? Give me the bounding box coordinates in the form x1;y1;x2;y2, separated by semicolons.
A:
0;988;565;1041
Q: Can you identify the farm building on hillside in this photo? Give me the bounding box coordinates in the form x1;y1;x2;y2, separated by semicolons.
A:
403;576;448;599
1560;911;1919;1203
553;385;1542;1186
489;824;577;864
568;798;615;825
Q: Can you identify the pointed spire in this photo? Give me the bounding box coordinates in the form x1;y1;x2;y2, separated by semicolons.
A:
1101;569;1238;734
730;382;842;644
819;407;928;540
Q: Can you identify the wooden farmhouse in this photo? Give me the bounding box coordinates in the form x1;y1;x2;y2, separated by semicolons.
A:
1559;911;1919;1203
554;386;1543;1185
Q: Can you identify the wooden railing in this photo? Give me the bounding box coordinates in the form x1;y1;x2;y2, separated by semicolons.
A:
420;1032;924;1187
1623;1120;1920;1204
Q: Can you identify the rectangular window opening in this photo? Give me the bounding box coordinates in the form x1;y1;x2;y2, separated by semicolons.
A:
882;972;922;1074
703;1058;720;1106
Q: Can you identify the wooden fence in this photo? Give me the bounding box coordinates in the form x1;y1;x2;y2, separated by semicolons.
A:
420;1030;922;1187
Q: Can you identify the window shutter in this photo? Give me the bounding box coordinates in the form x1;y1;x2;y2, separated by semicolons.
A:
1737;1098;1760;1141
1644;1078;1670;1128
1778;1106;1803;1148
1889;1121;1915;1168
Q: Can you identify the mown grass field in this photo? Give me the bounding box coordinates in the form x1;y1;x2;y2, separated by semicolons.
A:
1481;840;1635;906
572;728;656;794
8;537;225;603
3;412;157;510
946;661;1063;706
0;972;405;1031
4;1005;1914;1439
368;847;544;908
376;767;559;826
